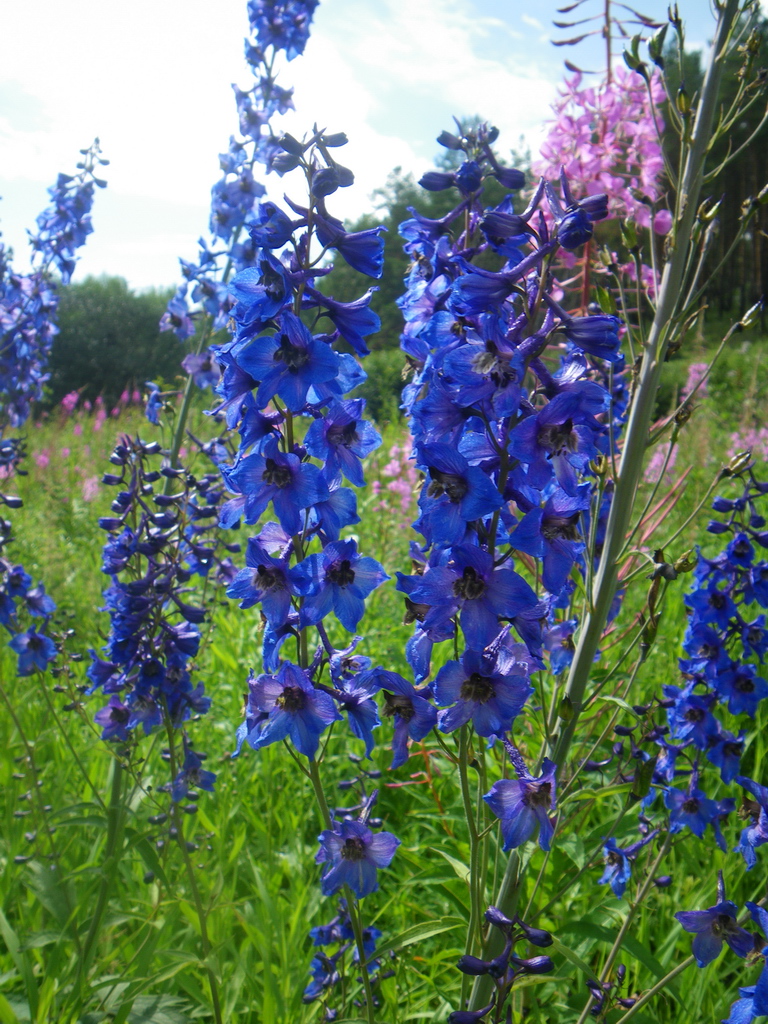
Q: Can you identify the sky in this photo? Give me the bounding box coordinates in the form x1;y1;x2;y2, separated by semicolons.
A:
0;0;731;292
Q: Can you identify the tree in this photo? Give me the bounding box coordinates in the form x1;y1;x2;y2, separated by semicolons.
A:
48;276;187;406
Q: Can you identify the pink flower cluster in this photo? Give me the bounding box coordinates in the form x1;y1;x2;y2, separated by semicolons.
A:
681;362;710;402
533;67;671;235
371;441;418;521
644;440;679;484
729;428;768;462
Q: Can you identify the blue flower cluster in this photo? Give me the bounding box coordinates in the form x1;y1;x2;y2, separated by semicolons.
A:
674;874;768;1024
625;466;768;864
0;141;106;427
161;0;319;363
394;124;621;774
303;900;389;1011
0;144;105;681
87;436;235;802
220;131;398;765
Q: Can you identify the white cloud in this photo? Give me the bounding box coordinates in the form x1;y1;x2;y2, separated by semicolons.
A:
0;0;562;289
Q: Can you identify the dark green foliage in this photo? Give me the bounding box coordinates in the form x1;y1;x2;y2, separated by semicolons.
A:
663;16;768;314
48;276;186;407
353;347;407;422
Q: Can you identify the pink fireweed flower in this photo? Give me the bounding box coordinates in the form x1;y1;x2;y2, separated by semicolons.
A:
730;428;768;461
73;422;83;436
82;475;100;501
682;362;709;402
644;441;678;484
35;450;50;469
60;390;79;414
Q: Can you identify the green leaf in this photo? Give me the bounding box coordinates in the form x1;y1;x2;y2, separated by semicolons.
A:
435;849;469;883
0;993;20;1024
369;917;465;964
593;695;641;719
550;936;595;979
17;930;61;951
557;833;587;869
126;996;189;1024
596;285;618;314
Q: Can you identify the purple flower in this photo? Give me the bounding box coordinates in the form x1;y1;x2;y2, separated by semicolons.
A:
314;213;386;279
398;545;538;650
171;736;217;802
219;441;327;534
235;311;341;412
484;757;557;851
368;668;437;769
244;662;342;760
675;900;753;967
599;830;659;898
435;644;533;737
304;399;381;488
291;538;388;632
416;443;504;546
9;628;57;675
316;819;400;898
226;534;295;625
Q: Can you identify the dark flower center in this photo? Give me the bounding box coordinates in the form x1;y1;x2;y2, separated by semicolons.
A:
684;707;705;723
460;672;495;703
735;675;754;693
699;643;719;659
277;685;306;713
733;539;751;558
682;797;700;813
341;836;367;861
260;260;284;299
327;421;359;448
274;334;309;373
453;565;486;601
427;468;468;503
111;706;130;724
724;741;742;757
326;559;355;587
26;635;43;652
255;565;284;590
747;627;762;645
382;691;415;721
711;914;734;938
541;513;581;543
263;457;292;488
709;592;726;609
538;418;577;457
404;598;429;624
523;781;552;809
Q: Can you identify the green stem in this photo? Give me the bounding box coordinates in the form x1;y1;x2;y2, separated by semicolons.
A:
163;717;223;1024
550;0;739;772
79;757;124;982
345;888;378;1024
612;957;694;1024
458;726;482;1007
573;831;672;1024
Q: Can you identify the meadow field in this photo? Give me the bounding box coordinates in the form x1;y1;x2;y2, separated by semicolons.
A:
1;321;767;1024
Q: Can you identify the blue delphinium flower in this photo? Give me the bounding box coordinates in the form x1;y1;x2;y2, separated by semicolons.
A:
484;756;557;852
226;533;295;624
316;819;400;898
735;776;768;868
291;538;389;633
369;668;437;769
245;661;342;760
171;736;217;802
676;903;753;968
435;644;533;738
9;627;57;675
599;830;659;898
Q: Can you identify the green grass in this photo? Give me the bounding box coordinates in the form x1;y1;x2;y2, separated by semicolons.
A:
1;346;768;1024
